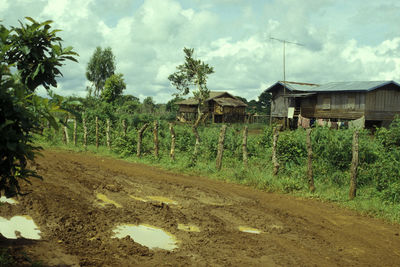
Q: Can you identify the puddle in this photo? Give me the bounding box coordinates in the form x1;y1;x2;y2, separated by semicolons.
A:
147;196;177;205
0;196;18;204
0;215;41;239
238;226;262;234
96;193;122;208
129;195;148;202
113;224;178;250
178;224;200;232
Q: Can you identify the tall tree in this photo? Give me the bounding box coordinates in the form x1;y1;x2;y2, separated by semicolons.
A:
168;47;214;119
0;17;78;197
258;90;271;113
86;46;115;97
101;73;126;103
143;96;155;114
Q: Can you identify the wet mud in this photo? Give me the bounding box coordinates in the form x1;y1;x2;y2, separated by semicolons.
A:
1;149;400;266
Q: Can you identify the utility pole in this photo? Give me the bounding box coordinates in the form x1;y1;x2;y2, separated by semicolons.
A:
270;37;304;128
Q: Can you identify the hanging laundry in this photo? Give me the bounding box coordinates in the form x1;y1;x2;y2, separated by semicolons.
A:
349;116;365;129
298;114;302;128
317;119;327;127
302;117;311;129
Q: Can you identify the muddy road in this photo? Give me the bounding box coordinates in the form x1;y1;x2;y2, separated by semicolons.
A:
1;149;400;266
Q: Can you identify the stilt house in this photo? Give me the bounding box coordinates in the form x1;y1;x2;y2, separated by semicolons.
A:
265;80;400;127
176;91;247;123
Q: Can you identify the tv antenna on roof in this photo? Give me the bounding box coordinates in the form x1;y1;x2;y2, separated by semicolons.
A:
270;36;304;96
270;36;304;128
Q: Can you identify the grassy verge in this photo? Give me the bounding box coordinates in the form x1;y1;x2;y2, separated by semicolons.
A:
34;140;400;224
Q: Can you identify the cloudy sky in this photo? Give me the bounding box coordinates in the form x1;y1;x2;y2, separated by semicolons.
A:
2;0;400;103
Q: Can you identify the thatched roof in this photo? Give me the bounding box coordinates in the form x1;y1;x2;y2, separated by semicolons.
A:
177;91;247;107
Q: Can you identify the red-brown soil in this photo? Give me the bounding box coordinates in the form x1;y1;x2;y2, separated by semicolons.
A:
1;149;400;266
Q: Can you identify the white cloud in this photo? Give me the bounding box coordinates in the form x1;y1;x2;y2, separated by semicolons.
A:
1;0;399;103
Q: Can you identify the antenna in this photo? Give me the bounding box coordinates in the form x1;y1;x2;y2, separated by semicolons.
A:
270;36;304;128
270;37;304;96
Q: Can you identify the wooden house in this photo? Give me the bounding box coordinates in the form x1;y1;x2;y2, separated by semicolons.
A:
265;80;400;127
176;91;247;123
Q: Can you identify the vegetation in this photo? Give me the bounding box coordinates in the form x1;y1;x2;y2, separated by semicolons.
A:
168;47;214;118
36;112;400;222
86;46;116;97
0;17;78;197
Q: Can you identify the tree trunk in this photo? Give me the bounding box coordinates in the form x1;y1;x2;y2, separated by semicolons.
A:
63;116;69;145
191;113;203;166
169;123;176;161
73;117;77;146
83;113;87;149
349;130;359;200
122;119;127;137
95;116;99;149
216;125;227;170
153;120;159;158
137;123;149;158
242;126;249;168
272;127;279;175
306;129;315;192
106;118;111;150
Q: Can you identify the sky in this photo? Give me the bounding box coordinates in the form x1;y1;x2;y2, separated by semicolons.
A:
1;0;400;103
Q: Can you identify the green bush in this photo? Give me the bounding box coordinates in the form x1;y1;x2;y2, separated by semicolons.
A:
277;130;306;166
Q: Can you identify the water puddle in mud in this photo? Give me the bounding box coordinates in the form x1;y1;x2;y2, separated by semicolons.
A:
146;196;177;205
0;196;18;204
129;195;148;202
113;224;178;250
178;224;200;232
96;193;122;208
0;215;41;239
238;226;262;234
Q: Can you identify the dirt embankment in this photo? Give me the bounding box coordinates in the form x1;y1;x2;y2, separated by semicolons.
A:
1;149;400;266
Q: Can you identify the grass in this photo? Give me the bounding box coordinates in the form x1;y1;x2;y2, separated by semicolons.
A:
33;138;400;224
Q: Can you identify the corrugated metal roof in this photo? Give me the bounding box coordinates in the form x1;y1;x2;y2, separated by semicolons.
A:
265;80;400;93
265;81;319;92
310;81;399;92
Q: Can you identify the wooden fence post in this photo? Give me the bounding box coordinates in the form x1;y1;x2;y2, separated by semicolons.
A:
242;126;249;168
83;113;87;149
306;129;315;192
216;125;227;170
137;123;149;158
349;130;359;200
153;120;159;158
73;117;77;146
169;123;176;160
63;116;69;145
95;116;99;149
122;119;127;137
106;119;111;150
272;127;279;175
190;113;204;166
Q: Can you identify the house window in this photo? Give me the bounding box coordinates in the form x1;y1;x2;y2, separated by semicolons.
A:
347;96;356;110
322;97;331;110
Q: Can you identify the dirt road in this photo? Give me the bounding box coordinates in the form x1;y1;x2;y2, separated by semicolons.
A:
1;149;400;266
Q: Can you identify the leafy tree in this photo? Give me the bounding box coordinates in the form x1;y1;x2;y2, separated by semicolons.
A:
86;46;115;97
115;94;140;115
101;73;126;103
142;96;156;114
258;90;271;114
166;96;184;113
4;17;78;91
0;18;78;197
168;47;214;118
